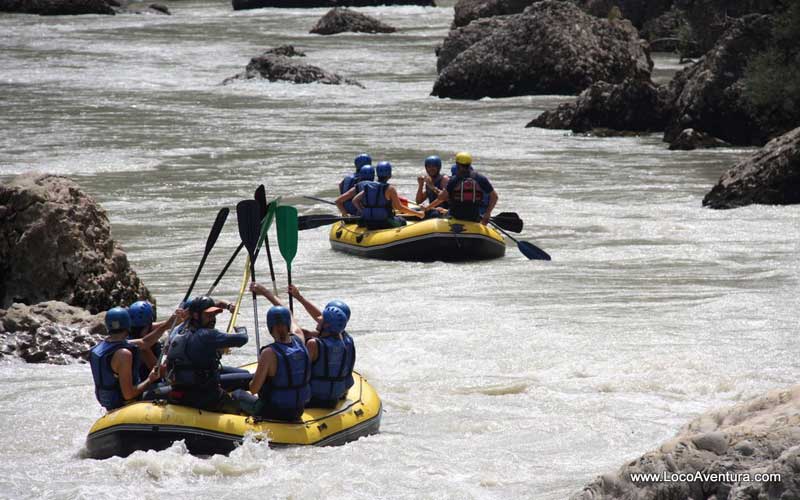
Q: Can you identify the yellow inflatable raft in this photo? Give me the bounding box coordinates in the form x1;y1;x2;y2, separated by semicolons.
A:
85;368;381;459
329;217;505;261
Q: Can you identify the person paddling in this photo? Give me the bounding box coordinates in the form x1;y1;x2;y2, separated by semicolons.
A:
164;296;247;413
415;155;449;218
426;152;498;225
338;153;372;214
352;161;424;229
335;164;375;217
90;307;160;412
127;300;177;381
235;283;310;421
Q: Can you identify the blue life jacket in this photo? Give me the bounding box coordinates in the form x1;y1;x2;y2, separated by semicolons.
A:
425;174;448;207
361;181;391;222
128;326;161;381
259;336;311;412
342;331;356;390
90;339;141;411
166;326;219;388
310;335;352;402
340;173;361;215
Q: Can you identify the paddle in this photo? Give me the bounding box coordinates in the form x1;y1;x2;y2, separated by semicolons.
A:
489;220;551;261
303;195;336;206
299;214;360;230
276;205;299;313
158;207;230;367
254;185;278;295
236;199;263;352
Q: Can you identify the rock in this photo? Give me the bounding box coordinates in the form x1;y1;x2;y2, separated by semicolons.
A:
147;2;168;14
264;45;306;57
451;0;536;28
432;1;653;99
0;301;106;364
310;8;396;35
232;0;434;11
571;384;800;499
223;50;364;88
0;0;116;15
527;78;670;134
641;7;689;52
0;173;152;314
682;0;787;55
702;126;800;209
663;14;788;146
668;128;730;150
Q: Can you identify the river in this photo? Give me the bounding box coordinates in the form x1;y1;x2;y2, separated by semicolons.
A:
1;2;799;499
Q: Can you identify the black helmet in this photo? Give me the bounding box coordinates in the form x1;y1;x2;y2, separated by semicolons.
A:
188;296;218;314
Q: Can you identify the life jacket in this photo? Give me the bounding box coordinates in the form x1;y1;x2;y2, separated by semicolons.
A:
342;331;356;390
449;173;485;221
90;339;141;411
310;335;352;402
128;327;161;380
166;326;219;388
259;336;311;412
425;174;448;206
361;181;392;222
340;173;358;195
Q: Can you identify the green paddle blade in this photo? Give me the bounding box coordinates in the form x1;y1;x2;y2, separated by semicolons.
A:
265;197;281;231
276;204;298;265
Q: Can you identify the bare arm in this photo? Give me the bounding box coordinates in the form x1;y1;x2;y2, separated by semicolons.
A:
415;176;426;204
426;189;449;211
388;187;423;218
306;337;319;362
113;349;157;401
334;187;357;217
249;347;275;394
481;191;499;225
288;285;322;322
353;190;365;212
139;310;183;349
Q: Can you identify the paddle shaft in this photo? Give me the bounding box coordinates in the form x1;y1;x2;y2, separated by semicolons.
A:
207;242;244;295
249;256;261;352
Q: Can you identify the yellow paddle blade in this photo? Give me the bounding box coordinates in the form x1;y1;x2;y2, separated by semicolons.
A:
227;255;251;333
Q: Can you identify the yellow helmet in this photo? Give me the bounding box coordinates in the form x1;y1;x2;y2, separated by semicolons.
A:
455;152;472;166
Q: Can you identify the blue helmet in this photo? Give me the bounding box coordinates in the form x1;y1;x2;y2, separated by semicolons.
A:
105;307;131;333
128;300;155;328
358;165;375;182
321;306;348;335
376;161;392;179
325;300;351;320
424;155;442;169
450;164;457;176
267;306;292;332
354;153;372;169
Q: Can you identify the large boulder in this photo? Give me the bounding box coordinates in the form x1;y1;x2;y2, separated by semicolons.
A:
0;0;115;14
432;1;652;99
232;0;434;11
668;128;730;150
682;0;787;55
526;77;670;133
451;0;536;28
702;126;800;209
0;174;152;314
310;8;397;35
571;384;800;499
663;14;791;146
0;301;106;364
223;47;364;87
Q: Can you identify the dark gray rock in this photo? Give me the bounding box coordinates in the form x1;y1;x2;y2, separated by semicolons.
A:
0;301;106;364
703;126;800;209
432;1;652;99
264;45;306;57
451;0;536;28
571;384;800;499
223;50;364;88
147;2;169;14
663;14;791;146
682;0;787;55
668;128;730;150
0;0;115;15
0;174;153;314
310;7;396;35
527;78;670;134
232;0;434;11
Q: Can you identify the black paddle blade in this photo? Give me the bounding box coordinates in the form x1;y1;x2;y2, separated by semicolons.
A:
236;199;261;262
491;213;523;233
255;184;267;219
298;214;359;230
517;241;551;261
205;207;230;254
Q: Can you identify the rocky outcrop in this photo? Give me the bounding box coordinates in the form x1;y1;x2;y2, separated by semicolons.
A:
0;174;152;314
527;78;669;133
702;126;800;209
432;1;652;99
232;0;434;11
682;0;787;55
663;14;788;146
641;7;688;52
0;0;115;14
310;8;396;35
223;47;364;87
263;45;306;58
668;128;730;150
571;384;800;499
451;0;535;28
0;301;106;364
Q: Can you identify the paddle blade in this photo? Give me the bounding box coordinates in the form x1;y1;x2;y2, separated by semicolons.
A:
265;197;281;231
236;199;261;261
517;240;551;261
276;205;299;264
491;213;523;233
298;214;354;230
205;208;230;254
255;185;267;219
